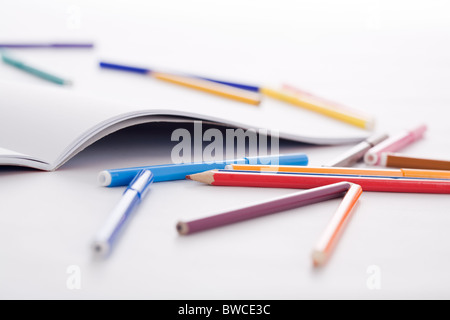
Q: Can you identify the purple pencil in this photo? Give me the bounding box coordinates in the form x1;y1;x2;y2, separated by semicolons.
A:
176;182;355;235
0;43;94;48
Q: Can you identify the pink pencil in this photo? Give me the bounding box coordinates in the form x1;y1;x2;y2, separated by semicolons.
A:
364;124;427;165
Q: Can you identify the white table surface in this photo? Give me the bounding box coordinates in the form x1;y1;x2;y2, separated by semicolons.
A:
1;0;450;299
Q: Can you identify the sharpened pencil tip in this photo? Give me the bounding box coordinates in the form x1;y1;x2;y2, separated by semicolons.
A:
185;175;191;180
186;171;215;185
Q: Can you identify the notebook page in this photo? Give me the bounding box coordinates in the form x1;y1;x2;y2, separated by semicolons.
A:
0;79;369;169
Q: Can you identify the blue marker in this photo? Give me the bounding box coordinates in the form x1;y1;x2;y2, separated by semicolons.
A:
92;169;154;257
99;61;149;74
99;153;308;187
194;77;260;92
99;61;260;92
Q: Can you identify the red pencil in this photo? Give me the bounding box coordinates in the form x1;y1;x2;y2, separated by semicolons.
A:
186;170;450;194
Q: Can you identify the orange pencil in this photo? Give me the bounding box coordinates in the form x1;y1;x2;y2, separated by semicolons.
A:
312;183;362;267
225;164;450;180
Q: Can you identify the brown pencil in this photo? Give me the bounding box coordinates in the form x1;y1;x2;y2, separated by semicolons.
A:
381;153;450;171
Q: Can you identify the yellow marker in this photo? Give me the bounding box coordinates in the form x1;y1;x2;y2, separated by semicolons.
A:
152;72;261;106
226;164;450;180
260;87;374;129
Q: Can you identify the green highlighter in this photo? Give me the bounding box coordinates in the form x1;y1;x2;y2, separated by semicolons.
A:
1;53;72;86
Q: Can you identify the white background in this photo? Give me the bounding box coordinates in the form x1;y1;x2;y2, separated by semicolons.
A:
1;0;450;299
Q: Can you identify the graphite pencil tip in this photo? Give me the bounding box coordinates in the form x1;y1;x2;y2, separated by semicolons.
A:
186;171;215;185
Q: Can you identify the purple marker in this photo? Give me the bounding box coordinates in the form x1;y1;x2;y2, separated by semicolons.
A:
0;43;94;48
176;182;354;235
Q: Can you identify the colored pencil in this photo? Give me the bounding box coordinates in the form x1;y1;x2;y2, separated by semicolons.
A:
364;124;427;165
380;153;450;171
225;164;450;179
312;183;362;267
177;182;354;235
186;170;450;194
1;54;72;86
260;87;374;130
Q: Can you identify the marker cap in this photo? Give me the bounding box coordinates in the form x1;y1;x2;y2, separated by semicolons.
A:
409;124;427;141
126;169;154;198
366;133;389;146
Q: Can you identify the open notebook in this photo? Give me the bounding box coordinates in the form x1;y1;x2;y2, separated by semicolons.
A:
0;80;370;171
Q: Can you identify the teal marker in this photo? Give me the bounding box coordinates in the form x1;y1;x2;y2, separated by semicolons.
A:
1;54;72;86
99;153;309;187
